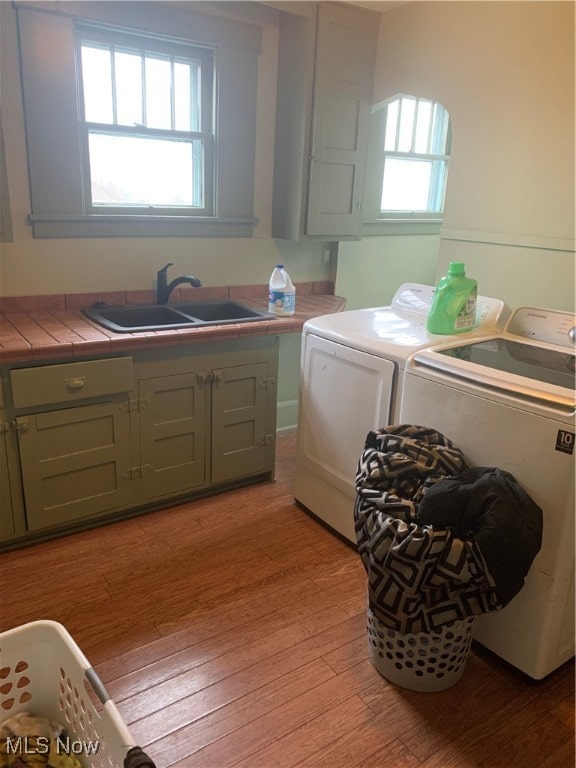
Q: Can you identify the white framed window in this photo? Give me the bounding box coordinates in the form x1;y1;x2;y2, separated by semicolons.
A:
16;1;261;238
381;95;450;215
77;26;214;216
362;94;451;231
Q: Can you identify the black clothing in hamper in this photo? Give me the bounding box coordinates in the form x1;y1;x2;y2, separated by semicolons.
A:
417;466;543;607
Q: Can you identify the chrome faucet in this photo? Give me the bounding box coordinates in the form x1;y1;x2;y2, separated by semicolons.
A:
157;262;202;304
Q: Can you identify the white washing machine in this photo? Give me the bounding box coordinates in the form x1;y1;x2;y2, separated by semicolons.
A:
294;283;508;543
400;306;575;679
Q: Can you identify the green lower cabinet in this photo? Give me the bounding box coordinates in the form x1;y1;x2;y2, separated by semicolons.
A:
138;361;275;495
16;400;133;530
139;372;207;500
2;337;279;544
211;363;274;485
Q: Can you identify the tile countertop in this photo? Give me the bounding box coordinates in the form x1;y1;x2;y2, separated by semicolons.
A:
0;282;346;364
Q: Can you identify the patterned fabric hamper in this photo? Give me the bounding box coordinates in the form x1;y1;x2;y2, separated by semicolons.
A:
354;426;496;693
356;425;543;693
0;621;137;768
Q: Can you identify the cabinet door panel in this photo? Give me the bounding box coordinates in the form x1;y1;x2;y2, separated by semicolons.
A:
306;2;378;236
211;363;270;484
17;402;132;530
140;373;206;500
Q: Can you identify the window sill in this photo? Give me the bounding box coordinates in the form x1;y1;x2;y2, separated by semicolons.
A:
361;218;442;236
27;214;258;239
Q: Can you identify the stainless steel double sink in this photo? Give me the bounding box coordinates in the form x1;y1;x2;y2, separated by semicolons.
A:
82;300;274;333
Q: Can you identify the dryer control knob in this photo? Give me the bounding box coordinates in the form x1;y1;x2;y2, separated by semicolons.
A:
569;326;576;343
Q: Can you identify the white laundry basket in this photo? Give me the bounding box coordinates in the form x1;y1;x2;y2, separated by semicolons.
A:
367;608;477;692
0;620;135;768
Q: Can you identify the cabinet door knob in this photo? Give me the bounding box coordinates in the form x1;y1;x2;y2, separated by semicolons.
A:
65;376;86;391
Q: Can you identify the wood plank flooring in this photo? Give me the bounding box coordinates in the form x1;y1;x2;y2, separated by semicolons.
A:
1;429;574;767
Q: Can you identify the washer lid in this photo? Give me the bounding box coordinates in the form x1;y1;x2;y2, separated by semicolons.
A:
437;338;575;389
413;337;575;410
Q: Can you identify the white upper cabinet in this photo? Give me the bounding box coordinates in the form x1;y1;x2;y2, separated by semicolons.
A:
272;2;379;240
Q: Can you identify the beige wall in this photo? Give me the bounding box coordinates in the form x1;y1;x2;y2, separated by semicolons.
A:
372;0;575;312
335;235;439;310
0;1;330;298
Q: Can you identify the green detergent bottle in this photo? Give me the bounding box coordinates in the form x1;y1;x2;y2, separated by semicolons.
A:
426;262;478;334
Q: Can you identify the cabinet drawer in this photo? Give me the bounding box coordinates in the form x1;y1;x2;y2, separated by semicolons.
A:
10;357;133;408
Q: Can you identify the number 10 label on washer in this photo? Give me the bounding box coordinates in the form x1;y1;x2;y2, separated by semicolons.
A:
556;430;575;454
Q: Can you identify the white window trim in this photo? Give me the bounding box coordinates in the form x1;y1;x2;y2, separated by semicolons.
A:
15;1;261;238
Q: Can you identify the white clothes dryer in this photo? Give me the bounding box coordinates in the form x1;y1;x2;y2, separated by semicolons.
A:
294;283;509;543
400;306;575;678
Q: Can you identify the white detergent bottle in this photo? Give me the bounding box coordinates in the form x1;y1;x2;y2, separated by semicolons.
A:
268;264;296;316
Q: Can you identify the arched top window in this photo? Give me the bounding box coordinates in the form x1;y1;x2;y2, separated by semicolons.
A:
364;94;451;223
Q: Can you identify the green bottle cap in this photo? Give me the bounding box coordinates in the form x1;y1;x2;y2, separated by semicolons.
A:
448;262;465;276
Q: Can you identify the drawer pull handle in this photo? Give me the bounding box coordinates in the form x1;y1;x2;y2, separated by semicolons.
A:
65;376;87;391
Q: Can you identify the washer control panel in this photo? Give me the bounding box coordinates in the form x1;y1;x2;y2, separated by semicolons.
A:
507;307;576;348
